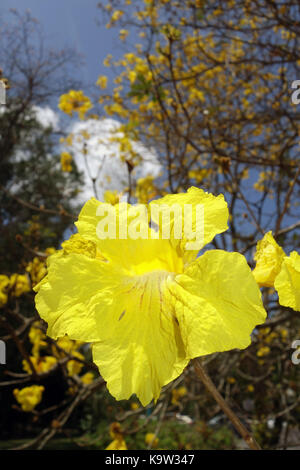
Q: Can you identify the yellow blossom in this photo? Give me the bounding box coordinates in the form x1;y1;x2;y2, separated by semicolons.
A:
104;190;121;206
22;356;57;375
252;232;285;287
66;351;84;376
80;372;94;385
26;257;47;286
60;152;72;172
171;386;187;406
9;274;31;297
274;251;300;312
145;433;159;448
96;75;108;89
106;422;127;450
28;321;47;357
34;187;267;406
0;275;10;307
257;346;270;357
13;385;44;412
58;90;92;119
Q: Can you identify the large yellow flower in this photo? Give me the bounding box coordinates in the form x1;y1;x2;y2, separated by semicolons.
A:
35;187;266;406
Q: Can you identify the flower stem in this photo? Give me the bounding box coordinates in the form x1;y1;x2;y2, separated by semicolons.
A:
193;358;261;450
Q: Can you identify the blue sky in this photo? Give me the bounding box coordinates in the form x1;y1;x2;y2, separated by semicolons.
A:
0;0;121;87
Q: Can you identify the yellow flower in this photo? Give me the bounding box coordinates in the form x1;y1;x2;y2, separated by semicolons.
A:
9;274;31;297
26;257;47;286
104;190;121;206
106;422;127;450
253;234;300;311
0;275;10;307
22;356;57;375
28;321;47;357
252;232;285;287
111;10;124;22
171;386;187;406
66;351;84;376
13;385;44;412
274;251;300;312
130;402;139;410
119;29;129;41
106;439;127;450
60;152;72;172
145;433;159;448
247;384;254;393
58;90;92;119
135;176;157;204
80;372;94;385
34;187;267;406
257;346;270;357
96;75;108;89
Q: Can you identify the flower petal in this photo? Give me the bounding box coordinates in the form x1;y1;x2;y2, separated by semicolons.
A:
92;271;188;407
35;249;188;406
75;198;184;273
252;231;285;287
274;251;300;311
167;250;267;357
149;187;229;263
34;252;122;342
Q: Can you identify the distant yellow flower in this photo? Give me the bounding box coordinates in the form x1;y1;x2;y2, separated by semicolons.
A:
104;190;120;206
13;385;44;412
9;274;31;297
96;75;108;89
59;90;92;119
80;372;94;385
257;346;270;357
106;422;127;450
227;377;236;384
135;176;157;204
119;29;129;41
0;275;10;307
35;187;267;406
60;152;72;172
130;402;139;410
26;257;47;286
28;321;47;357
22;356;57;375
252;232;285;287
111;10;124;22
66;351;84;376
171;386;187;406
247;384;254;393
145;433;159;448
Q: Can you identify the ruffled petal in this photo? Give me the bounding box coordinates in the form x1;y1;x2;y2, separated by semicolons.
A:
75;198;184;273
167;250;267;357
274;251;300;311
34;252;122;342
92;270;188;407
149;187;229;263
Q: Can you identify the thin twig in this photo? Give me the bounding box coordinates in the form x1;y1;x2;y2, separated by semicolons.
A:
193;358;261;450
